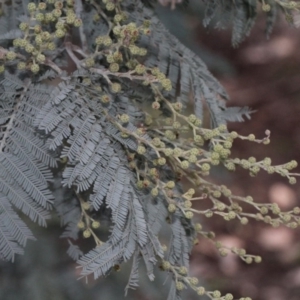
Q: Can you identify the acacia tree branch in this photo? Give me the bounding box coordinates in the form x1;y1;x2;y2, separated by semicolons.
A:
74;0;88;53
65;42;82;69
43;58;63;74
90;67;159;83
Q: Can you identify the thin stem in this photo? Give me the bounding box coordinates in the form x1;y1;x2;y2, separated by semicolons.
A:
43;58;63;74
65;42;82;69
90;67;158;83
75;0;88;53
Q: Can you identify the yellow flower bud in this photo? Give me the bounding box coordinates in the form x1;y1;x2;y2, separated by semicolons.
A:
77;221;85;229
109;62;119;72
6;51;16;61
30;63;40;73
92;221;100;229
168;203;176;213
17;62;26;70
27;2;36;12
83;229;91;238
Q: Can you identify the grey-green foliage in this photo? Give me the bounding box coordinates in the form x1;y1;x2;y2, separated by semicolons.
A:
202;0;281;46
0;0;291;298
0;74;56;261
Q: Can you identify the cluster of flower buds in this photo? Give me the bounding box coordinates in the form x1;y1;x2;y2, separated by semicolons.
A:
0;1;83;74
63;2;300;299
110;94;299;228
75;198;102;243
5;1;295;298
260;0;300;25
